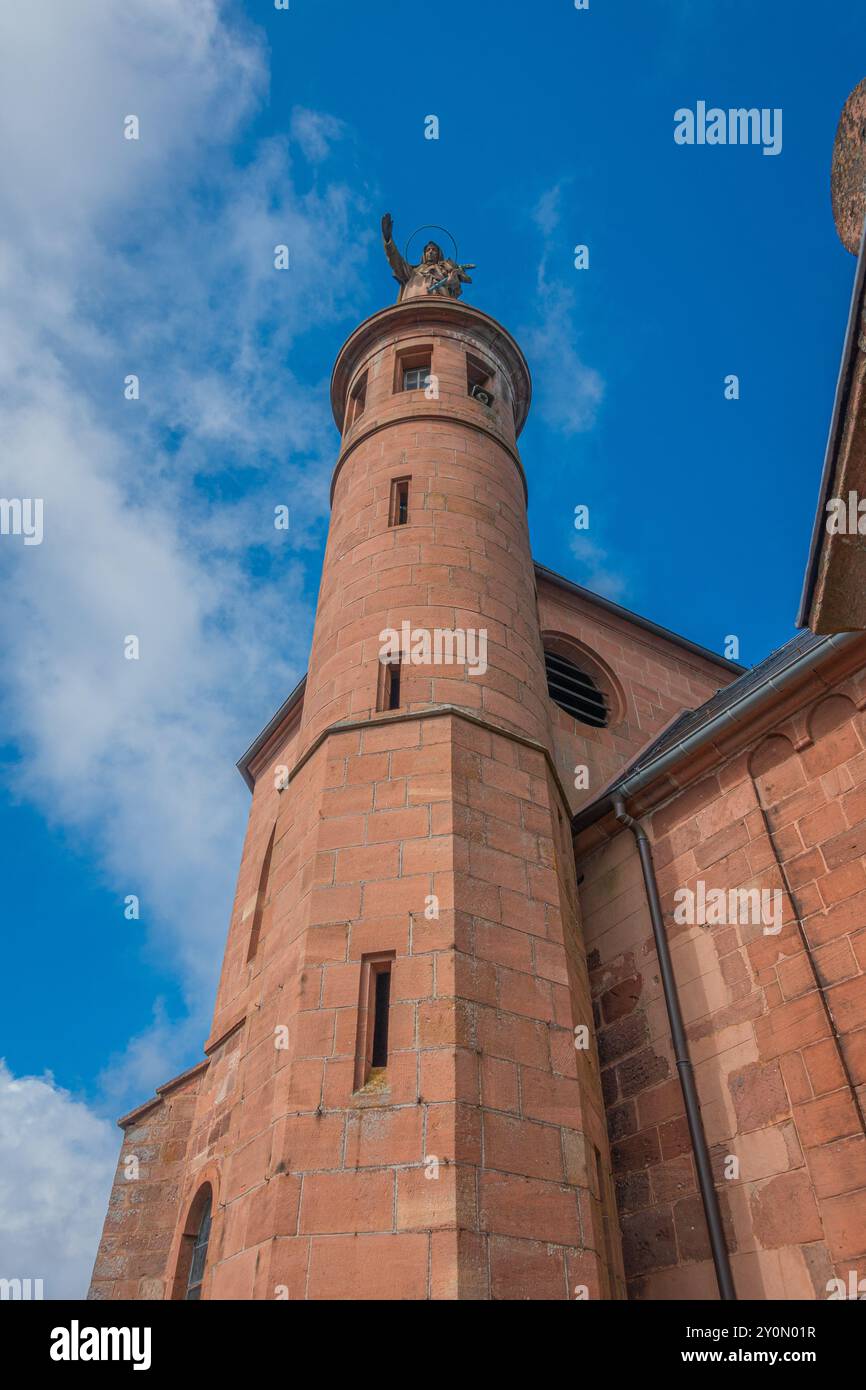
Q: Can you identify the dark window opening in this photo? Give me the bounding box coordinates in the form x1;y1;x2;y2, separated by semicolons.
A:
185;1195;212;1301
389;477;410;527
394;347;433;395
467;353;494;406
348;372;367;427
354;953;396;1090
371;967;391;1067
378;656;402;712
544;650;608;728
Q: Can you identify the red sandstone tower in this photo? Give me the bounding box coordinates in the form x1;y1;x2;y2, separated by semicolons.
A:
89;216;866;1303
90;219;626;1300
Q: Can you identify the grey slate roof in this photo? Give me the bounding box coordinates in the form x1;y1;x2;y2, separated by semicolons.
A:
583;629;829;816
612;630;825;784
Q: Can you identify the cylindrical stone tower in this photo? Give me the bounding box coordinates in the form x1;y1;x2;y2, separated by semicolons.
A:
91;236;626;1303
302;296;550;751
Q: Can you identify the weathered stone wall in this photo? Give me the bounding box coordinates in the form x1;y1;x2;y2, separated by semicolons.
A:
88;1063;206;1300
578;667;866;1298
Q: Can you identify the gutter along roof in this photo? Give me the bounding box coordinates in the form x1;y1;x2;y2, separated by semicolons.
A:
534;564;746;677
572;630;864;840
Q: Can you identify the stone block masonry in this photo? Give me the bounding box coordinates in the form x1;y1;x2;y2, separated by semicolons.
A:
578;654;866;1299
90;286;743;1300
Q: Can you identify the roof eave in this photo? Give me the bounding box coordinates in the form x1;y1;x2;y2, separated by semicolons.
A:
235;675;306;791
572;630;864;843
534;562;747;676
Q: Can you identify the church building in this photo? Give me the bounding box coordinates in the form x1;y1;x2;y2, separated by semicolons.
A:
89;216;866;1301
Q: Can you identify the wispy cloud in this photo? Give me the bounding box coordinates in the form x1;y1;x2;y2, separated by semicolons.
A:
0;1;365;1125
521;183;604;435
568;533;628;602
290;106;348;164
532;182;566;239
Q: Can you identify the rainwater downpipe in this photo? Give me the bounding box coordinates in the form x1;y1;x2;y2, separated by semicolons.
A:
613;794;737;1302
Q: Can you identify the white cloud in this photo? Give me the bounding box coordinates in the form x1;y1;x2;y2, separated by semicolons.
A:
532;180;567;239
290;106;347;164
0;1061;117;1299
528;186;623;599
0;0;367;1112
569;533;628;601
0;0;264;252
522;184;604;435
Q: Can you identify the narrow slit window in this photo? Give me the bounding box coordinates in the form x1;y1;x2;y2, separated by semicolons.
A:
347;371;367;427
371;967;391;1067
389;477;410;527
378;656;402;712
354;952;396;1090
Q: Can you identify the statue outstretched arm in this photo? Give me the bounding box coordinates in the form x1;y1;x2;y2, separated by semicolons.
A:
381;212;411;284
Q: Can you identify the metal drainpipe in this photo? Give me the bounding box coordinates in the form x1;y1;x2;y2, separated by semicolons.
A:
613;795;737;1302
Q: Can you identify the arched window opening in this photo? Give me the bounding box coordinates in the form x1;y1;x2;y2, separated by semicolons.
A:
172;1183;214;1302
544;649;608;728
185;1192;212;1301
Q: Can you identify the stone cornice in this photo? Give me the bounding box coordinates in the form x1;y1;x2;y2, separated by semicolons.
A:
278;702;574;824
329;298;532;436
329;408;529;505
116;1059;210;1130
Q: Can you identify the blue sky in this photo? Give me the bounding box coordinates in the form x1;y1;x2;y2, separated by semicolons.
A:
0;0;863;1294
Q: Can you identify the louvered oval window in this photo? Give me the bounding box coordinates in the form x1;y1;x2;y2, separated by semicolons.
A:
544;650;608;728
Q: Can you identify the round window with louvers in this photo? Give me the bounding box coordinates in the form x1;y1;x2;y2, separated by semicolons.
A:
544;649;608;728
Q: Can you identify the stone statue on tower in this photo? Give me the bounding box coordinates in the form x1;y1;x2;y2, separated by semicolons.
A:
381;212;475;302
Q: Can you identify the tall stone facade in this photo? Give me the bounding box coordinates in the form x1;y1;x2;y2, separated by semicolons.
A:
90;284;765;1301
